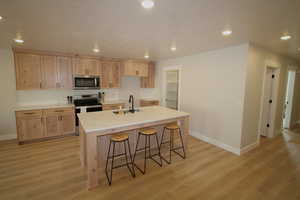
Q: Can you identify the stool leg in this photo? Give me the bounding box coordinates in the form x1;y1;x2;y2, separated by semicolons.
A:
169;129;173;164
143;134;148;174
178;128;186;158
133;133;145;174
105;140;112;185
108;142;116;185
155;133;163;166
126;139;135;177
160;127;171;164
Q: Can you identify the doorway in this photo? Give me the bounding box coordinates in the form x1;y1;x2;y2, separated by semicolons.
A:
260;66;280;137
163;67;181;110
282;70;296;129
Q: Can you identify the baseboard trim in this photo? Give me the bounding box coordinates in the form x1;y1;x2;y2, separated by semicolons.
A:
190;131;241;155
240;141;259;155
0;134;17;141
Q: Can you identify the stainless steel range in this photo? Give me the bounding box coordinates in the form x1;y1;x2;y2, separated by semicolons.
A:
74;94;102;135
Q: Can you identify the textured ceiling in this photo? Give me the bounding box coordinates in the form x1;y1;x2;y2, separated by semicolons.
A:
0;0;299;61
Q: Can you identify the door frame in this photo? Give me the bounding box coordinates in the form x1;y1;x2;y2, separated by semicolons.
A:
258;64;281;138
162;66;182;110
282;70;297;129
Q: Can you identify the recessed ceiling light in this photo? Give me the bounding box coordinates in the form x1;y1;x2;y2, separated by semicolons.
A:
298;47;300;51
222;30;232;36
280;35;291;41
144;54;149;59
0;16;3;20
171;46;177;51
141;0;154;9
93;48;100;53
14;38;24;44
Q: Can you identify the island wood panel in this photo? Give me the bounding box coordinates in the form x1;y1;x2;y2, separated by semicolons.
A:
79;115;189;190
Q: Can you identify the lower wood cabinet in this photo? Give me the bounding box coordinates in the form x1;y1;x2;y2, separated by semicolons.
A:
16;107;75;143
103;103;125;111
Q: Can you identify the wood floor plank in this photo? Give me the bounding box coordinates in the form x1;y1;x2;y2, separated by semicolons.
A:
0;130;299;200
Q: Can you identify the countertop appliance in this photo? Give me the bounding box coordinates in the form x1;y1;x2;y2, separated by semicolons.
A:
73;75;100;90
74;94;102;135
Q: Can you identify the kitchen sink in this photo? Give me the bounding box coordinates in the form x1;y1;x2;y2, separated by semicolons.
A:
112;109;140;115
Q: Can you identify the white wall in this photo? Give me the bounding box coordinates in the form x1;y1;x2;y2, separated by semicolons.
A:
0;49;17;139
0;48;158;139
240;44;300;147
156;44;249;151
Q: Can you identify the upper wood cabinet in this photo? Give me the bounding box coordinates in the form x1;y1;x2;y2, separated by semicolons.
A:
15;53;42;90
41;55;57;89
101;61;121;89
73;57;99;76
56;56;73;89
122;60;149;77
14;50;73;90
141;62;155;88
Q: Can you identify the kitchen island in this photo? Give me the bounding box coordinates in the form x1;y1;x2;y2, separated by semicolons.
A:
78;106;190;190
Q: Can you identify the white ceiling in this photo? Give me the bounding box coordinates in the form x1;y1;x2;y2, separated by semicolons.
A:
0;0;299;61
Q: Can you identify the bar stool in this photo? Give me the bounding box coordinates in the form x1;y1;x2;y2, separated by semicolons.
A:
105;133;135;185
133;128;162;174
160;123;186;164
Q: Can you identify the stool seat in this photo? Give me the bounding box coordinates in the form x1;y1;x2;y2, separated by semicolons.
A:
139;128;157;135
111;134;129;142
165;123;180;130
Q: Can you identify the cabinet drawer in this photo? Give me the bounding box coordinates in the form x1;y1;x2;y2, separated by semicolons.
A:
140;100;159;107
44;107;74;116
103;103;125;111
16;110;43;117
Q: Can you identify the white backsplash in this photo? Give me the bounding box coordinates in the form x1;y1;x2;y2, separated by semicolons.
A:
16;76;159;106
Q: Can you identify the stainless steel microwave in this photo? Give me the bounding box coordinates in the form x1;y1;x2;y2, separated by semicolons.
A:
73;76;100;90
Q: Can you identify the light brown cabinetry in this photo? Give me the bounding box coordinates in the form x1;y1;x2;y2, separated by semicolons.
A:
73;57;99;76
15;53;42;90
56;56;73;89
41;55;57;89
16;110;44;141
122;60;149;77
141;62;155;88
103;103;125;111
16;107;75;143
14;50;73;90
101;61;121;88
140;100;159;107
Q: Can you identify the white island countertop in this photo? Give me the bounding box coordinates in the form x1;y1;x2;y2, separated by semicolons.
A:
78;106;189;133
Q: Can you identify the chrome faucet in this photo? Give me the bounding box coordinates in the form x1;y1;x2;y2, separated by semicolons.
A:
129;95;135;113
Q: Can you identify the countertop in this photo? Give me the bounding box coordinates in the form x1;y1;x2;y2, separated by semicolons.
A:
15;103;74;111
78;106;189;133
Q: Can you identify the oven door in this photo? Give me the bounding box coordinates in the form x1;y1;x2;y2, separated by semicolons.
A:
86;106;103;112
73;76;100;90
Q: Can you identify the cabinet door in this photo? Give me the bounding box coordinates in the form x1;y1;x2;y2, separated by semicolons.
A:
57;56;73;89
74;58;99;76
60;113;75;135
111;62;121;88
101;62;110;89
141;62;155;88
17;116;44;141
44;115;61;137
15;53;42;90
41;55;57;89
138;63;149;77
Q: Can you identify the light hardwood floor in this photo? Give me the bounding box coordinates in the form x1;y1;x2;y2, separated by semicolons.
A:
0;131;299;200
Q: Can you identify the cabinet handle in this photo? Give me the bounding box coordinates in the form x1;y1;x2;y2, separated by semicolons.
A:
136;70;139;75
40;82;42;88
41;117;43;123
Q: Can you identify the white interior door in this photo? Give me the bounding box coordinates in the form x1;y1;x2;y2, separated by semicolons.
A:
283;71;296;129
164;70;179;110
260;67;276;137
